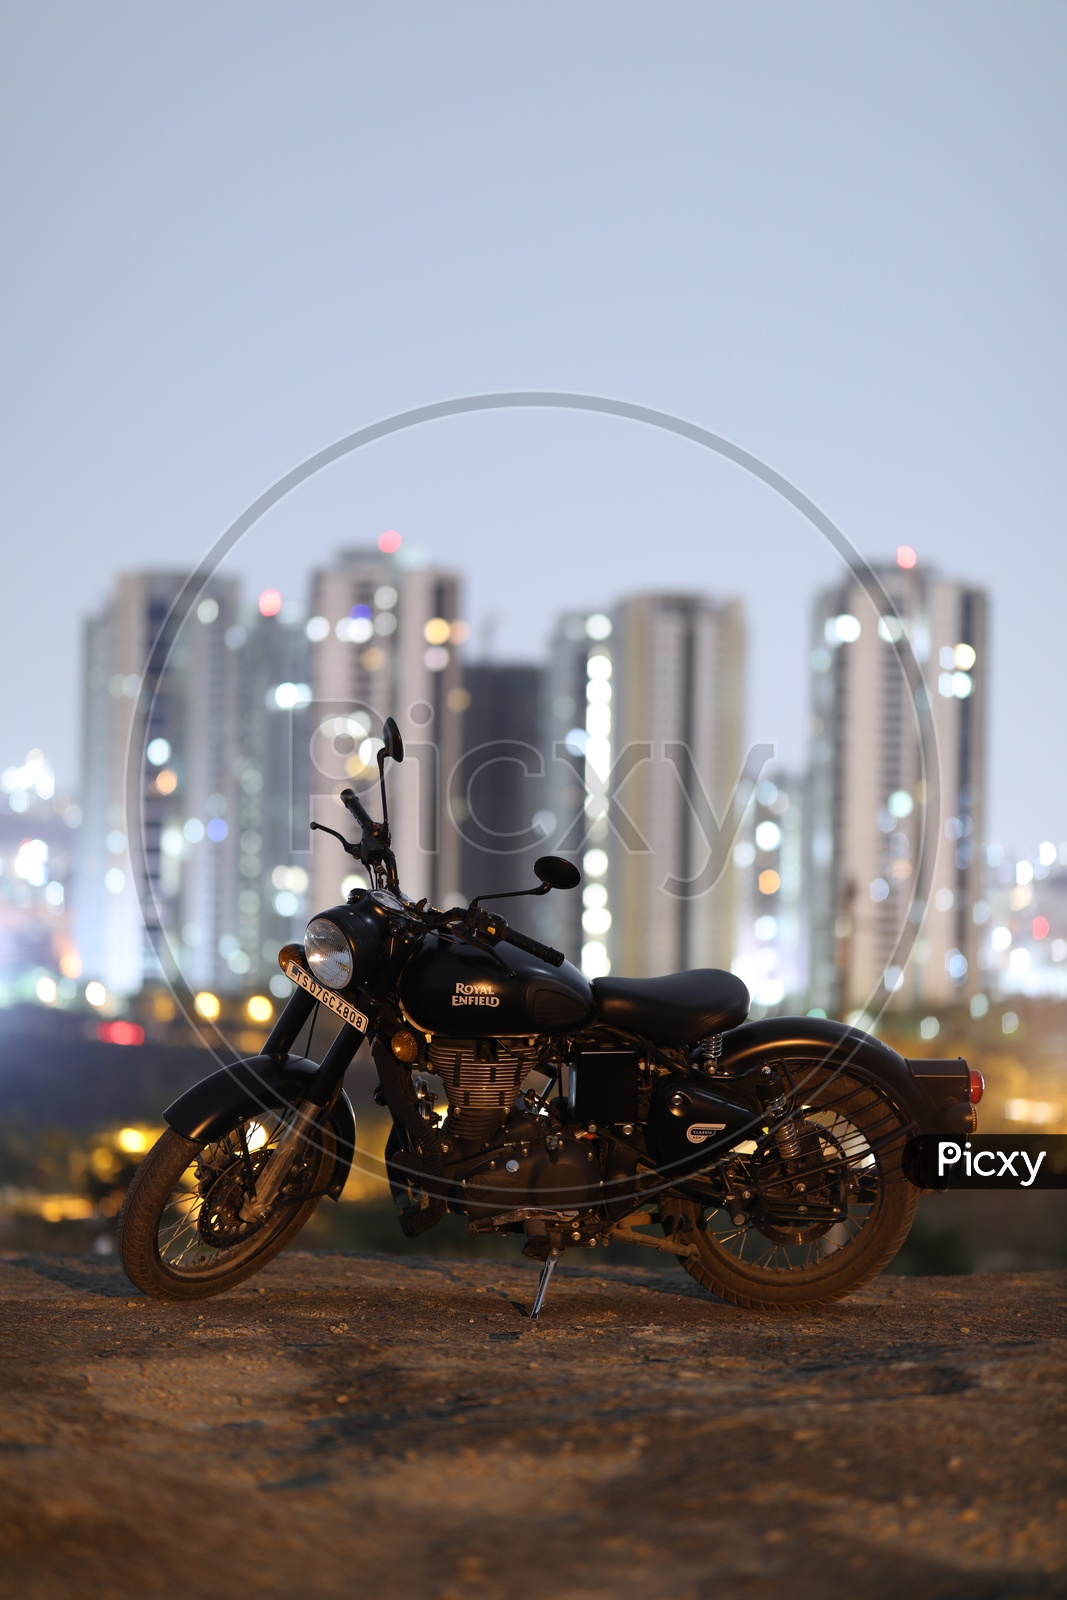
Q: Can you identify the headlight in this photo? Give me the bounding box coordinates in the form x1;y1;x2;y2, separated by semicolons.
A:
304;917;354;988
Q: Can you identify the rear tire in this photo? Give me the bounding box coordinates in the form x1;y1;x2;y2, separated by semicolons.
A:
119;1112;335;1301
660;1064;918;1311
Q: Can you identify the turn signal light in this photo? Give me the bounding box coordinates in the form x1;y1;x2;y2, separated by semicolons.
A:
278;943;304;972
391;1030;419;1063
968;1069;985;1105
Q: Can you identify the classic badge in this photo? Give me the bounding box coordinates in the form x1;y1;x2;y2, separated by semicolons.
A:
686;1123;727;1144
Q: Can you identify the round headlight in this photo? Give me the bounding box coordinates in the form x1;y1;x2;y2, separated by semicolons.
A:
304;917;354;989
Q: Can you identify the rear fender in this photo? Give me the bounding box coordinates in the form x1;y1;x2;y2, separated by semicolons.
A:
163;1055;356;1201
717;1018;969;1135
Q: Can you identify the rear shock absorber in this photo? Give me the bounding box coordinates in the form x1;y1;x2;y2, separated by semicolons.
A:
689;1033;724;1074
773;1113;802;1160
758;1064;802;1159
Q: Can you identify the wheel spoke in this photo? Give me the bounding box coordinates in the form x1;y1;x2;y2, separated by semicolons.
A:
151;1110;322;1277
680;1060;908;1279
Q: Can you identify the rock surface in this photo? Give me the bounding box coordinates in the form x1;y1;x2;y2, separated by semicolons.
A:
1;1250;1064;1599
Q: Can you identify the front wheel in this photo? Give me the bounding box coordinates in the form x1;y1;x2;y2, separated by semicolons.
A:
119;1107;335;1300
660;1064;919;1310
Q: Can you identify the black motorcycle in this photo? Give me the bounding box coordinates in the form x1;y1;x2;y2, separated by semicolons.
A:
120;719;982;1314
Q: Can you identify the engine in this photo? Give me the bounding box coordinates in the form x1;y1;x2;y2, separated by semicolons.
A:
427;1037;540;1144
453;1111;605;1218
417;1041;604;1226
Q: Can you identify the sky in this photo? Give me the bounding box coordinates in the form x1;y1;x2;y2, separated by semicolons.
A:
1;2;1064;849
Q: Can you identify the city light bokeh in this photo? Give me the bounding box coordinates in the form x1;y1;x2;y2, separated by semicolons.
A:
1;542;1065;1263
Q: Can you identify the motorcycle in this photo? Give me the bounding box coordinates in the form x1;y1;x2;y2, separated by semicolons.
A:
120;718;983;1314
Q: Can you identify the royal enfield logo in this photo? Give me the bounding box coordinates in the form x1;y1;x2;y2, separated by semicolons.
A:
452;982;500;1007
284;960;369;1033
686;1123;727;1144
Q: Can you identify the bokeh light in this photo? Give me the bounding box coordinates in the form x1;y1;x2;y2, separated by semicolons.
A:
98;1021;145;1047
754;820;781;852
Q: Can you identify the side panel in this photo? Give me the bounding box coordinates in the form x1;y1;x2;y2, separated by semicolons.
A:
648;1076;762;1172
717;1017;968;1134
163;1055;356;1200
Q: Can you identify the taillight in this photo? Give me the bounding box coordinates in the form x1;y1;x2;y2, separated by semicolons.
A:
968;1069;985;1104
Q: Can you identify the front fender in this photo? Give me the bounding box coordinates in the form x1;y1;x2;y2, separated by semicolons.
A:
163;1055;356;1201
717;1017;969;1135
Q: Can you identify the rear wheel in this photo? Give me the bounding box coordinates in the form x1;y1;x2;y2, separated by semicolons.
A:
119;1108;335;1300
659;1064;918;1310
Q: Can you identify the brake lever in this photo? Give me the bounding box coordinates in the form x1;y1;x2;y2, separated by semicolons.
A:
309;821;361;858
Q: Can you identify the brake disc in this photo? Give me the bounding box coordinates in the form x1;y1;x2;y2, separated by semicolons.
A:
749;1124;851;1245
196;1155;268;1247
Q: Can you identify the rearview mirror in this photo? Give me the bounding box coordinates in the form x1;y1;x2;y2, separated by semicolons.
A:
381;717;404;763
534;855;581;891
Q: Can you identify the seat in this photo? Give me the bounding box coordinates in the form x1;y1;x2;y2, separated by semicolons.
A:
592;968;750;1046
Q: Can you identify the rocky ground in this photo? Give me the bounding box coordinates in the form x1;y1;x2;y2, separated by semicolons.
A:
0;1250;1064;1600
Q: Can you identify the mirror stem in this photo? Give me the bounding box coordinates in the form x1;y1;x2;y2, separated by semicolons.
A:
376;752;390;841
469;882;551;910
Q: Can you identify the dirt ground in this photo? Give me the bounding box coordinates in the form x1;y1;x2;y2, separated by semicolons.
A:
0;1250;1064;1600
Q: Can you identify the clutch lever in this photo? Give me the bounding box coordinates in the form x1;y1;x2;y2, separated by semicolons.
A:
309;821;361;858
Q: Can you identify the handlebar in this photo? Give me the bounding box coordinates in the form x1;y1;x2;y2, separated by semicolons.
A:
339;787;375;830
496;924;566;968
326;790;567;967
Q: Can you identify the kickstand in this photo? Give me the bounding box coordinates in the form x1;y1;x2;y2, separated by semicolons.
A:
529;1249;560;1321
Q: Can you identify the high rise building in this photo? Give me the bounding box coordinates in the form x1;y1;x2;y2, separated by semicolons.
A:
306;548;466;915
607;594;745;979
0;750;81;1000
978;841;1067;1002
76;573;240;997
223;597;313;993
731;771;807;1010
176;586;242;995
453;661;546;905
806;554;989;1017
538;610;615;969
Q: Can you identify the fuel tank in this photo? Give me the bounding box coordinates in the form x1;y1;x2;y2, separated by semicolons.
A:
399;932;595;1037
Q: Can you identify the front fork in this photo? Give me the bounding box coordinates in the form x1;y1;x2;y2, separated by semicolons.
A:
240;994;372;1220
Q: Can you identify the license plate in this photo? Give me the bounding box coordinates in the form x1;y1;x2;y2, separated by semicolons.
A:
284;959;369;1033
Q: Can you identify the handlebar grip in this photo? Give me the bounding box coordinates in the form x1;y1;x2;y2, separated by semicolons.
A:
500;927;566;968
339;787;374;829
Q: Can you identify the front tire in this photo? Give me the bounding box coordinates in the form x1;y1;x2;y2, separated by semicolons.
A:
119;1109;335;1300
660;1064;918;1310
